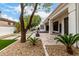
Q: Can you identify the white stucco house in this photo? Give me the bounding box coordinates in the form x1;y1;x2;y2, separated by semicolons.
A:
39;3;79;47
0;18;16;38
40;3;79;35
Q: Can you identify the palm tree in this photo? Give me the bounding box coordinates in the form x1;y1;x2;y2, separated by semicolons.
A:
54;34;79;55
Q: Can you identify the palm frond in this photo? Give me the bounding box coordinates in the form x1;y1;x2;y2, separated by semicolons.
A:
28;36;38;45
54;34;79;47
72;35;79;45
58;34;68;44
54;36;67;45
68;34;73;43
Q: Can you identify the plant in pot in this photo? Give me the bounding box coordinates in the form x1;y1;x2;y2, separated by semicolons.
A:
54;34;79;55
36;28;40;37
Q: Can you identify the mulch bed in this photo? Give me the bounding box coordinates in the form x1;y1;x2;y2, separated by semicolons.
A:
0;40;45;56
45;45;79;56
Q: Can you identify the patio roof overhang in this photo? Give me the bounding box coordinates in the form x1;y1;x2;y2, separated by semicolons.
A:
42;3;68;25
43;18;49;24
50;4;68;20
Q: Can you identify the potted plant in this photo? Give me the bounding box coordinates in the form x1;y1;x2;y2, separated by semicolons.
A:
36;28;40;37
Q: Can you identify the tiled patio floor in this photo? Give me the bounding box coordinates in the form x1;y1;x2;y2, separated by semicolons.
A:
38;33;63;56
39;33;63;45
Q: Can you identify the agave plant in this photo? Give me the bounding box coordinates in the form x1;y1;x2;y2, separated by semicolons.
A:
54;34;79;55
28;37;38;45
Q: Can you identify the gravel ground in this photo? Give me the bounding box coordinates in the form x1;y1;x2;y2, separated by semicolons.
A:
0;40;45;56
45;45;79;56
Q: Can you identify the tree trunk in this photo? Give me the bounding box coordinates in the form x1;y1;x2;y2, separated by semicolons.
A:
20;30;26;43
66;46;73;55
20;3;38;43
20;3;26;43
25;3;38;32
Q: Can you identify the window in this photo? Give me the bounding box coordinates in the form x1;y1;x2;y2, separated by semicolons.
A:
40;25;44;29
53;21;58;31
13;23;15;25
8;22;11;25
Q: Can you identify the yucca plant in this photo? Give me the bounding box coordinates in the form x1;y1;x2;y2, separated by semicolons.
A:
54;34;79;55
28;37;38;45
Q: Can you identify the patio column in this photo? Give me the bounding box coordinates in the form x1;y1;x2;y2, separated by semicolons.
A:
49;19;53;34
68;3;79;48
44;24;46;31
76;4;79;48
68;3;77;34
76;4;79;33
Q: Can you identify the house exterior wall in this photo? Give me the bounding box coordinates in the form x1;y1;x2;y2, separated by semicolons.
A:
42;3;79;35
0;19;16;37
49;4;68;35
51;11;68;35
42;3;79;47
50;3;79;47
49;3;79;35
0;20;15;27
0;27;15;36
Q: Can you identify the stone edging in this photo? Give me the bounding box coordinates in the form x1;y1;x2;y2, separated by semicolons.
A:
41;40;49;56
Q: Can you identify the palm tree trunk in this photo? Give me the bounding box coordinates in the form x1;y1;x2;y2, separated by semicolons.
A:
66;46;73;55
25;3;38;32
20;3;26;43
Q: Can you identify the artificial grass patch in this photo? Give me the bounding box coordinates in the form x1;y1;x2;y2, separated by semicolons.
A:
0;40;16;50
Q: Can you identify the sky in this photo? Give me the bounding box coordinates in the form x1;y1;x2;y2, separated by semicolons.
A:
0;3;59;22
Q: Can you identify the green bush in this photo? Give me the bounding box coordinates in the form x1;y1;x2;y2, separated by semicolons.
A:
28;37;38;45
54;34;79;55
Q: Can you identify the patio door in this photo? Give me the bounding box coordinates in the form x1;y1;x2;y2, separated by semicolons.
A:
46;25;49;32
59;23;62;33
64;17;68;35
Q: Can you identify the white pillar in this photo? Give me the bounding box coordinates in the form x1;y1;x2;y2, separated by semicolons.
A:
68;3;79;47
68;3;77;34
49;19;53;34
44;24;46;31
61;20;64;35
76;4;79;33
76;4;79;48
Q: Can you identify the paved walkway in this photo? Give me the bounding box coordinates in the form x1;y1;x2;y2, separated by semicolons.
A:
4;34;20;40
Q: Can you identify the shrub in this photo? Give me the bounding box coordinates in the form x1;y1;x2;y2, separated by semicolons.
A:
54;34;79;55
28;37;38;45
